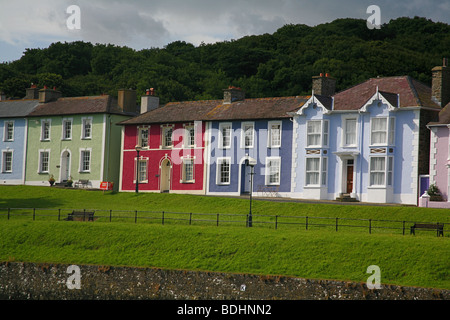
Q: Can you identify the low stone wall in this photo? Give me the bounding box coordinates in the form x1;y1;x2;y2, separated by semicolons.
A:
0;262;448;300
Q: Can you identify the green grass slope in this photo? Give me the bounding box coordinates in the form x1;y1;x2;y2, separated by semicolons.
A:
0;186;449;289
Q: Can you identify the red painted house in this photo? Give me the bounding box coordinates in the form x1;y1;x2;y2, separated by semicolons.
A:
118;90;215;194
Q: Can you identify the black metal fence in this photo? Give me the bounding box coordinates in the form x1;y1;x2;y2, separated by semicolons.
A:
0;207;448;237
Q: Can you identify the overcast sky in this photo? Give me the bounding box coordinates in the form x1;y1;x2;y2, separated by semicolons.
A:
1;0;450;63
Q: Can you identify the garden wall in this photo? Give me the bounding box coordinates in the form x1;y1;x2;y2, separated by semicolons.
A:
0;262;448;300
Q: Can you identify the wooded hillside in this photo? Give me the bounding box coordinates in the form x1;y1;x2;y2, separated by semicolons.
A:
1;17;450;104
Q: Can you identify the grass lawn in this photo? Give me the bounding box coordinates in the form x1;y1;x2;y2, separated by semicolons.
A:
0;186;449;290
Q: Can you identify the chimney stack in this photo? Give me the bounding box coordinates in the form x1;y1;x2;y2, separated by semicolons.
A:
0;91;6;101
431;58;450;107
25;84;39;100
223;86;245;104
118;89;137;113
312;73;336;96
140;88;159;114
39;87;62;103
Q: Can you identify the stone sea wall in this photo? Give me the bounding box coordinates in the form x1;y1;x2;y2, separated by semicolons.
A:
0;262;448;300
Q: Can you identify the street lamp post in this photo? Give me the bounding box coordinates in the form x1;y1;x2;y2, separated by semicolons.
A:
246;159;255;227
135;145;142;193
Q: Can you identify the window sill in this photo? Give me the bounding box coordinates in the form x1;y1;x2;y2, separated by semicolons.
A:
367;186;393;189
304;185;326;189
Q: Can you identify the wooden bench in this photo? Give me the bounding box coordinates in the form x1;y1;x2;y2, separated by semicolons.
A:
64;210;95;222
74;179;90;188
257;185;279;197
410;223;444;237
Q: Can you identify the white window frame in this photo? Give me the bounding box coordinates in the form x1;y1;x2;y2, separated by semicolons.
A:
161;125;174;149
181;157;195;183
184;124;196;148
216;157;231;185
241;122;255;149
81;117;93;140
138;126;150;148
2;150;13;173
62;118;73;141
41;119;51;141
305;157;328;187
134;157;149;184
342;116;358;147
219;122;232;149
369;156;394;187
268;121;282;148
265;156;281;185
38;150;50;174
306;120;329;147
4;121;14;142
370;117;395;146
79;149;92;173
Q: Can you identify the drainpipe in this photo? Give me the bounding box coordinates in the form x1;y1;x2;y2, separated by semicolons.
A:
359;112;364;200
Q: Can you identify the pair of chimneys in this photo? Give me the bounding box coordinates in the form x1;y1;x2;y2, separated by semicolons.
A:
431;58;450;107
24;84;63;103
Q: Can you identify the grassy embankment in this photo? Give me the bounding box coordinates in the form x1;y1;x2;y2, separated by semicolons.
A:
0;186;449;289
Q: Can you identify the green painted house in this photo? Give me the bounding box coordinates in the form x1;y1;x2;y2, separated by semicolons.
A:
25;87;137;190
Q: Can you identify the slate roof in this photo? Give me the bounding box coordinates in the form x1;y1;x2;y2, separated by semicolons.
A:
332;76;441;111
428;101;450;125
119;96;310;125
0;99;40;118
27;95;136;117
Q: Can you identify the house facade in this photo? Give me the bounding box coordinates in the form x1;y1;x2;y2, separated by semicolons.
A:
119;91;211;194
25;88;136;190
0;95;39;185
205;88;307;197
420;60;450;208
119;88;307;196
292;72;441;205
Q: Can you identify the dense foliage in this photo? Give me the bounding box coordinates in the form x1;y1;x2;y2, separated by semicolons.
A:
1;17;450;104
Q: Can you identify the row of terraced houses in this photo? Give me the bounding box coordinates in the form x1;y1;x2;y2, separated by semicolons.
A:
1;60;450;207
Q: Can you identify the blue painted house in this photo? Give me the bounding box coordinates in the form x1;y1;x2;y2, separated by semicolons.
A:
292;73;441;205
0;88;40;185
205;87;308;197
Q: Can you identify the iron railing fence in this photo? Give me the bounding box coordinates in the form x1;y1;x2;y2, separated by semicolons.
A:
0;207;448;237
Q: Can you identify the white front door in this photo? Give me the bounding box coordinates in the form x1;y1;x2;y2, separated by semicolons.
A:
61;151;70;182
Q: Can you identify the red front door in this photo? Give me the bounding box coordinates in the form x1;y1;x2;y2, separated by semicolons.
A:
346;163;354;194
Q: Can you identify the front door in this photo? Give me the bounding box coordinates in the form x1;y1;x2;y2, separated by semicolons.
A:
160;159;171;192
242;163;251;193
346;160;354;194
61;151;70;182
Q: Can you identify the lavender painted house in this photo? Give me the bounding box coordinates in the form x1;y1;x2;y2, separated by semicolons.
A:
292;71;441;205
205;88;308;197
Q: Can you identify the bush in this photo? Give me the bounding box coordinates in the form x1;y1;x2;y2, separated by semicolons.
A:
427;184;443;201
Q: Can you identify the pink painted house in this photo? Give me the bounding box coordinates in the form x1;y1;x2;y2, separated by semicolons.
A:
420;60;450;208
118;91;213;194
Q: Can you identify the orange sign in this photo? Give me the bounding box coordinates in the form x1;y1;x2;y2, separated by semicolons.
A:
100;182;113;191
